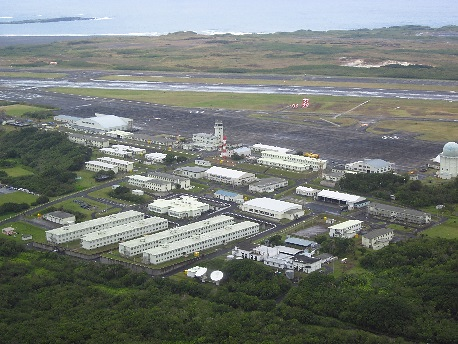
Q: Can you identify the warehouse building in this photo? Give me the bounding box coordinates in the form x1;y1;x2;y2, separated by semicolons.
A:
46;210;144;244
345;158;395;174
85;160;118;174
81;216;168;250
367;203;431;225
361;228;394;250
97;157;133;172
205;166;257;186
241;197;304;220
119;215;235;257
249;177;288;193
257;151;327;172
328;220;363;238
316;190;369;210
148;195;209;218
142;221;259;265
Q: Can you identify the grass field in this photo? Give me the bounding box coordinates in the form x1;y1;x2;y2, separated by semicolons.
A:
0;191;37;205
1;166;34;177
0;221;46;243
0;104;54;117
0;72;66;79
423;217;458;239
368;120;458;141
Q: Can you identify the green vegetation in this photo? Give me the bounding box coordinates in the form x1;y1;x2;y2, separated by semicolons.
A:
0;128;92;196
1;237;457;343
339;173;458;208
1;26;457;79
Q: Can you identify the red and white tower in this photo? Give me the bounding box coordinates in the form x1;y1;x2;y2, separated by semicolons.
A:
221;135;228;159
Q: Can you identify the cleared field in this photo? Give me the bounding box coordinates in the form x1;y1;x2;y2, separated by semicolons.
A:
423;217;458;239
0;104;53;117
1;166;34;177
0;221;46;243
0;191;37;205
0;72;66;79
368;120;458;141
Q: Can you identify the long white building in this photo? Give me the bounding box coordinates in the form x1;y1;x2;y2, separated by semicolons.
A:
81;217;168;250
142;221;259;265
97;157;133;172
148;195;209;218
257;151;327;172
100;147;133;158
119;215;235;257
204;166;257;186
241;197;304;220
128;175;173;192
85;160;119;174
46;210;144;244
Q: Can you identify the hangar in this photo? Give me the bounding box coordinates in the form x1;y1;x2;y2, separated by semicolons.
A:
316;190;369;210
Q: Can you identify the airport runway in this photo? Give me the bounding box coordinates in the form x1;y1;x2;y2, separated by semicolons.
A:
0;71;451;171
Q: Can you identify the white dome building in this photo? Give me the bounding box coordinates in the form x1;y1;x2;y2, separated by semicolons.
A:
438;142;458;179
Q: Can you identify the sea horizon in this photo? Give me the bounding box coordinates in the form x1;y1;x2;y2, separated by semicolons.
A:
1;0;457;37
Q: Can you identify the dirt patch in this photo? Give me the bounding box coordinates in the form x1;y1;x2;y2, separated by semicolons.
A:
293;225;328;239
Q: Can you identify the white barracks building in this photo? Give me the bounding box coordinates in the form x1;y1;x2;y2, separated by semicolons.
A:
81;217;168;250
142;221;259;265
119;215;235;257
46;210;144;244
257;151;327;172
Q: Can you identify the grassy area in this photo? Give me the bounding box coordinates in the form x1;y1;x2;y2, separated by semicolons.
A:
368;120;458;141
0;104;55;117
0;221;47;243
1;166;34;177
422;216;458;239
0;191;37;205
0;72;66;79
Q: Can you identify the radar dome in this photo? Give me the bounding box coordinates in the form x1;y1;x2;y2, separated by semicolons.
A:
442;142;458;157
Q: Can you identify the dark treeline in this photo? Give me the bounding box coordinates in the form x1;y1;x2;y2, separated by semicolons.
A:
339;173;458;208
1;237;457;343
0;128;92;196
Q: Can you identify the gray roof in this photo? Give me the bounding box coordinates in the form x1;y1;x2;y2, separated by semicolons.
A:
285;237;317;247
252;177;287;187
47;211;74;219
148;171;188;182
292;254;321;264
175;166;208;173
363;228;394;239
370;203;430;217
364;159;392;169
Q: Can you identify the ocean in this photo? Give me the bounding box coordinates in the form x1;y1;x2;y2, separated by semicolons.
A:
0;0;457;36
